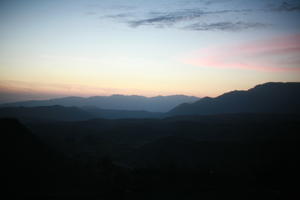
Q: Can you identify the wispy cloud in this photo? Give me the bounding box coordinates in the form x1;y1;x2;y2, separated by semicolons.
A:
183;21;269;31
127;9;205;27
105;13;135;20
95;0;297;31
127;9;253;28
103;6;270;31
272;1;300;12
183;34;300;71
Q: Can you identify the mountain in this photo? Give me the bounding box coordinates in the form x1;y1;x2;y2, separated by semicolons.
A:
1;94;199;112
126;136;279;170
0;118;60;196
0;105;164;121
0;118;134;198
81;106;162;119
26;113;300;165
0;105;94;122
168;82;300;116
4;114;300;197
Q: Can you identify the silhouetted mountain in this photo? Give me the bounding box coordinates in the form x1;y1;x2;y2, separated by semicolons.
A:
3;114;300;198
127;136;214;168
127;136;280;172
1;94;199;112
0;105;94;122
0;118;59;196
81;106;163;119
3;82;300;198
0;105;164;122
27;113;300;164
168;82;300;116
0;118;134;198
0;118;52;162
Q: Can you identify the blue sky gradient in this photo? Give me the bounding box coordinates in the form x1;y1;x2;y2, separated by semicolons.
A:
0;0;300;102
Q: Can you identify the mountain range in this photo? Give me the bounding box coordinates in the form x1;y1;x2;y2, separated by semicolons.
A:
2;82;300;198
0;94;199;112
0;105;162;121
3;114;299;198
0;82;299;121
168;82;300;116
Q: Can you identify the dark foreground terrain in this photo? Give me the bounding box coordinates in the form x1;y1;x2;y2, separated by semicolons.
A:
1;114;300;199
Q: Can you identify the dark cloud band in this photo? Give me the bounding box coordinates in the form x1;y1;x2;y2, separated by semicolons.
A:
183;22;270;31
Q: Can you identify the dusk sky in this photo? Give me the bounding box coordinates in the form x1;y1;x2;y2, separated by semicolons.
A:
0;0;300;103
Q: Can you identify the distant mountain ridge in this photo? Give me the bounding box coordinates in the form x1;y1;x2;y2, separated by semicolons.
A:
81;106;162;119
0;105;164;122
0;105;94;122
0;94;199;112
168;82;300;116
1;82;300;120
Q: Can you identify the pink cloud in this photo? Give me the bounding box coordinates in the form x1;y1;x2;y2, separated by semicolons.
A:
184;34;300;72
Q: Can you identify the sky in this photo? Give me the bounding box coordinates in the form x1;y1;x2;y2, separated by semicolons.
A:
0;0;300;103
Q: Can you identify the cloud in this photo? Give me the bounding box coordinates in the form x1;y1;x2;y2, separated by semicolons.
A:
273;1;300;12
105;13;135;20
128;10;205;27
127;9;252;28
97;1;295;31
183;34;300;72
183;21;269;31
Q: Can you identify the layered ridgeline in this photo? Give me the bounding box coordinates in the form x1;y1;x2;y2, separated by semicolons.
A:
1;82;299;121
168;82;300;116
0;105;164;121
0;95;199;112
